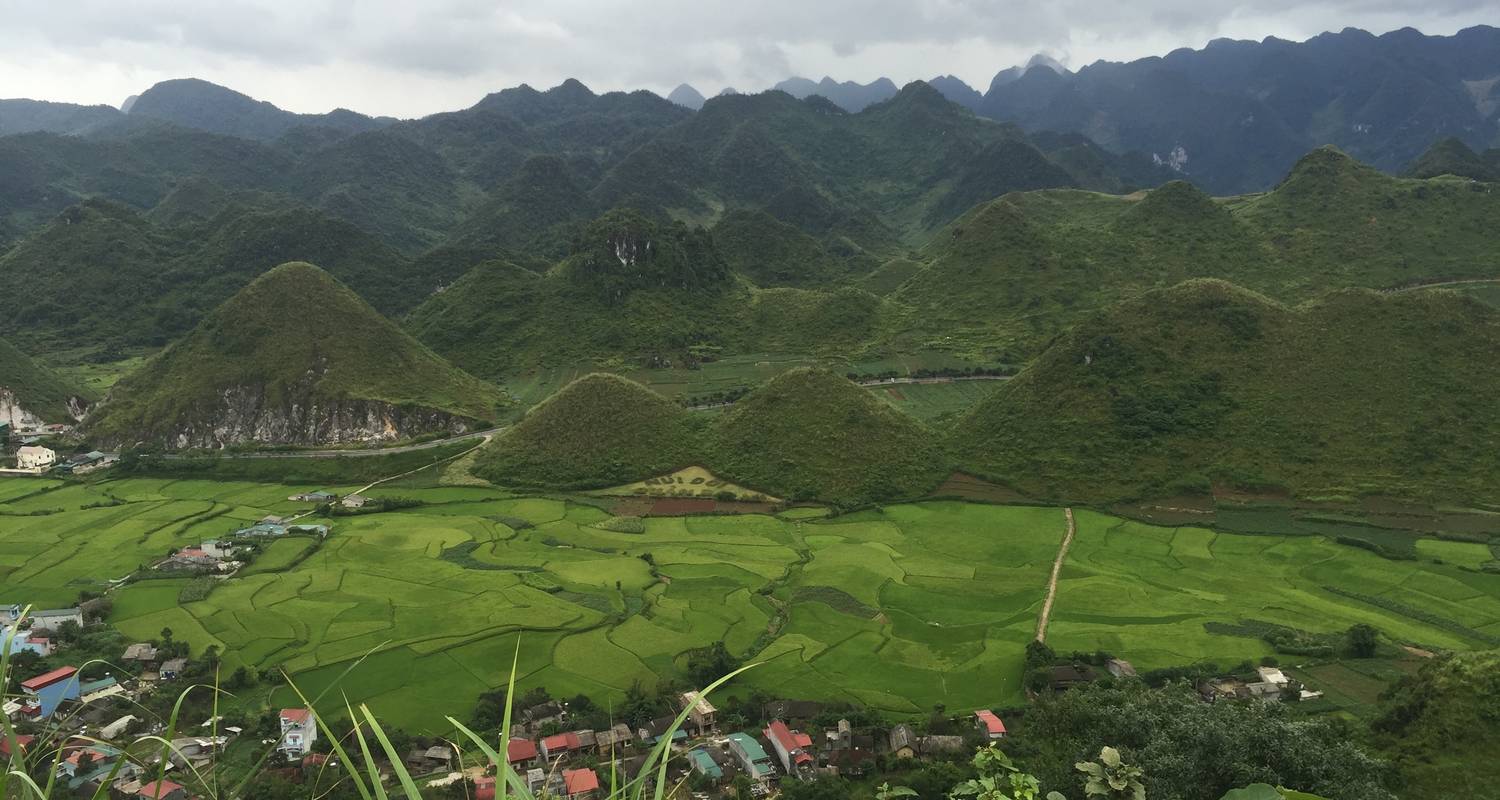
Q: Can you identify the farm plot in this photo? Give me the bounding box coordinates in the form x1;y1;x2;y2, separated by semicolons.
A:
869;380;1002;422
1046;511;1500;668
9;475;1500;733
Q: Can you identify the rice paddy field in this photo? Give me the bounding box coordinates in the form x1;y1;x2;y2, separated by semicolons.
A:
2;476;1498;733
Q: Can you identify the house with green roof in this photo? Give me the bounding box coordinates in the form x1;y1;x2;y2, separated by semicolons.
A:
726;733;774;780
688;749;723;781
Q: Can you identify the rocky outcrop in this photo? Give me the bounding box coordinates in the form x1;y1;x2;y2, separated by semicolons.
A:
0;387;88;427
95;386;479;449
0;388;45;428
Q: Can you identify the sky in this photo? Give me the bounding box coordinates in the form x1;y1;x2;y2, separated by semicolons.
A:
0;0;1495;119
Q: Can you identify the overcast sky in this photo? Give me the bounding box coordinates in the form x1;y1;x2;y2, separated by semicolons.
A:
1;0;1494;118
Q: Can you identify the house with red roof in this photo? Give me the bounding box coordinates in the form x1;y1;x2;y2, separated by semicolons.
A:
59;740;119;778
137;779;187;800
563;767;600;798
0;734;33;758
507;737;539;766
763;719;815;779
278;708;318;757
475;775;497;800
20;665;80;719
974;710;1007;739
540;731;581;761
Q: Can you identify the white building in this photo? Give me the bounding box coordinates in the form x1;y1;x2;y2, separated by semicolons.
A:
29;607;84;631
1255;666;1290;687
15;446;55;471
278;708;318;757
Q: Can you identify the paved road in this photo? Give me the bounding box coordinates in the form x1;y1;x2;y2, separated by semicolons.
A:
1385;277;1500;293
118;426;507;461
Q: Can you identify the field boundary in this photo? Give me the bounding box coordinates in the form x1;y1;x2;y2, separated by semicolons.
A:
1035;507;1075;642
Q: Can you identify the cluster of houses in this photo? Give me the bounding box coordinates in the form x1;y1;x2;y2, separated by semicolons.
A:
154;540;243;574
483;693;1011;799
2;445;116;476
1199;665;1324;703
1;630;205;725
1;603;86;661
227;514;330;538
121;641;192;684
289;489;370;510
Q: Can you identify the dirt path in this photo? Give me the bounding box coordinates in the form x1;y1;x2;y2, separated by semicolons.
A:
1035;507;1076;643
348;434;494;497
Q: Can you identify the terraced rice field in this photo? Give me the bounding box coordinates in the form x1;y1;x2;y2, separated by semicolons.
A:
3;477;1498;732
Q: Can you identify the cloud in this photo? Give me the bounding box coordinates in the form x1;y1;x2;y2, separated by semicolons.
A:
0;0;1493;117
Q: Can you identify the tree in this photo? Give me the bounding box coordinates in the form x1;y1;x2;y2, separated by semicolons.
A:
57;619;82;643
732;774;754;800
686;641;740;688
5;651;44;691
1346;624;1378;658
1076;747;1146;800
472;688;509;730
1014;682;1395;800
160;627;174;644
227;665;253;690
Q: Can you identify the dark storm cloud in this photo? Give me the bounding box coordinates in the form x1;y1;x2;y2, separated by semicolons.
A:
0;0;1493;116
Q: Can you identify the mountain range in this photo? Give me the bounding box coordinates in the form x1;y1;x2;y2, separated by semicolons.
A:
3;25;1494;199
760;26;1500;193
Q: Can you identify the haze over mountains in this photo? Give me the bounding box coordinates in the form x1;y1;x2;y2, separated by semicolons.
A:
3;24;1495;195
2;21;1499;473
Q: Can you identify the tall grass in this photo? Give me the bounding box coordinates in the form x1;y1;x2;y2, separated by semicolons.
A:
288;641;753;800
0;620;745;800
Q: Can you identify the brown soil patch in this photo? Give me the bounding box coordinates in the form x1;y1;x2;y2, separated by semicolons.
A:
885;387;906;401
609;498;655;516
930;472;1032;503
649;498;717;515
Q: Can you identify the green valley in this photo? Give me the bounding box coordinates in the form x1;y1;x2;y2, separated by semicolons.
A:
1;477;1494;738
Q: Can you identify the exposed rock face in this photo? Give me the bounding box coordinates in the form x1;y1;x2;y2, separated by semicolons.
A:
0;389;45;428
100;386;478;449
0;388;87;426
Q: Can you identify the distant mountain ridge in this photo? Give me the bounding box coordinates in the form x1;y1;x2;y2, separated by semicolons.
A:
127;78;395;140
0;78;395;140
667;84;706;110
977;25;1500;192
772;76;900;112
749;26;1500;192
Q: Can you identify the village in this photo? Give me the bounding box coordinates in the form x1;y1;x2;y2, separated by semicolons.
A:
0;590;1329;800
